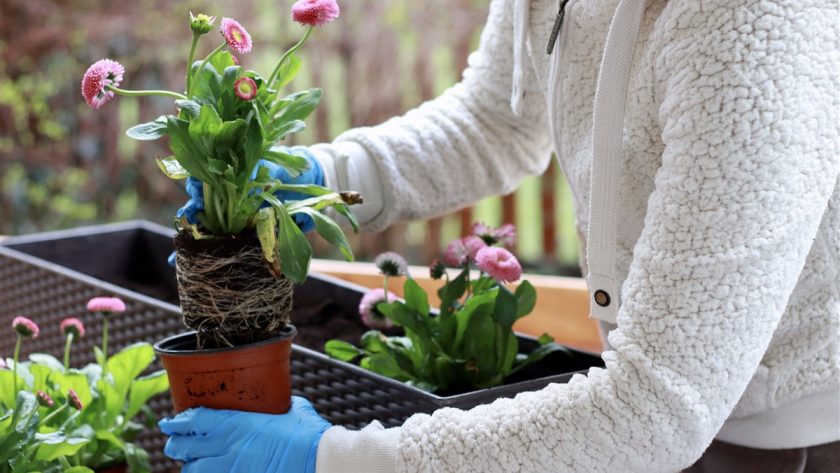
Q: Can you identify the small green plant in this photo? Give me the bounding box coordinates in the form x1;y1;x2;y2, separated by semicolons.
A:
0;297;168;473
326;224;567;393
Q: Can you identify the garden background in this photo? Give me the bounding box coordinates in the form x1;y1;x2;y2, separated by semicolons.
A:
0;0;581;276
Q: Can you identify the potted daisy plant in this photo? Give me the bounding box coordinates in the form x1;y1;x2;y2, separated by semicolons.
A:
81;0;355;415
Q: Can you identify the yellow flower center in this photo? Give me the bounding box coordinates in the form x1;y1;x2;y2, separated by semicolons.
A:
232;29;242;42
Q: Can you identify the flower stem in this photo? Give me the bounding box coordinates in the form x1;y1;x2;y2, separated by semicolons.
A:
383;275;390;303
107;86;187;100
189;41;227;99
101;316;109;377
58;456;72;469
12;335;21;395
186;32;201;96
267;25;313;92
41;403;68;427
63;333;74;370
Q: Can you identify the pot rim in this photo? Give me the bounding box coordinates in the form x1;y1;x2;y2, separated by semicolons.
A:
154;325;296;356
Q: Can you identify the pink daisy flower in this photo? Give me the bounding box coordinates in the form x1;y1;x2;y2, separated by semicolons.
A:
475;246;522;283
292;0;340;27
12;316;39;339
220;18;253;55
373;252;408;277
60;317;86;338
443;235;487;267
472;222;517;248
81;59;125;109
86;296;126;314
234;77;258;100
359;288;398;330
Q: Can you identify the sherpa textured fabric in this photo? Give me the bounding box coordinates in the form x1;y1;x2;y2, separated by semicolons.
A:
314;0;840;471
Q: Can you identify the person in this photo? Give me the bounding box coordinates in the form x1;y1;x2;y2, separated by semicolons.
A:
159;0;840;471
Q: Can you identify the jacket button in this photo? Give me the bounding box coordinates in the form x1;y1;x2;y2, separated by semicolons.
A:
594;290;611;307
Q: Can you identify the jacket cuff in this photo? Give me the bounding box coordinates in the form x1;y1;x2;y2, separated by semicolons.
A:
315;422;401;473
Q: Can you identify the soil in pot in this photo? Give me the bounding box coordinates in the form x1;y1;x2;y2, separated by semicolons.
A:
155;326;296;414
173;232;293;349
95;464;128;473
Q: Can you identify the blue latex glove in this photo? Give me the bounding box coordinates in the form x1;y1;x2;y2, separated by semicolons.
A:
159;397;332;473
175;145;324;232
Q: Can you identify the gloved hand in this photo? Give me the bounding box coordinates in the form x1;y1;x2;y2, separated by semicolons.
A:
159;397;332;473
175;145;324;233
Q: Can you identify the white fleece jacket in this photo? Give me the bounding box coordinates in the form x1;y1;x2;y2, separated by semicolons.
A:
313;0;840;471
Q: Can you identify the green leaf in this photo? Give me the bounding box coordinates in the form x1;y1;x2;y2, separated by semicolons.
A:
492;285;519;329
537;333;555;345
324;340;362;362
155;156;190;179
403;278;430;317
106;343;156;405
501;332;519;373
255;207;282;277
34;431;90;461
360;330;387;354
126;117;167;141
438;268;469;314
270;199;312;284
188;105;223;139
292;208;354;262
207;158;229;175
28;354;65;372
274;53;301;89
509;343;569;376
64;467;95;473
332;203;359;233
174;100;201;118
209;51;237;74
262;149;308;176
515;281;537;318
126;370;168;420
453;288;498;349
367;353;410;381
28;363;53;393
125;442;152;473
166;117;215;184
275;88;322;123
270;119;306;142
95;429;125;450
462;313;498;377
50;370;92;411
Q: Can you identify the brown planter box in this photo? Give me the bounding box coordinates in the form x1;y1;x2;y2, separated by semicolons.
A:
0;221;603;472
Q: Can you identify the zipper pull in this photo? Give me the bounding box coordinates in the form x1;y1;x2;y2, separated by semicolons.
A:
546;0;570;55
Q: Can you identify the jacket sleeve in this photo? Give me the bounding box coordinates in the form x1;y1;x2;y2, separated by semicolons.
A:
316;0;552;232
317;0;840;472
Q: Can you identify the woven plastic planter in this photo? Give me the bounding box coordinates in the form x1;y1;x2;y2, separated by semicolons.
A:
0;221;603;472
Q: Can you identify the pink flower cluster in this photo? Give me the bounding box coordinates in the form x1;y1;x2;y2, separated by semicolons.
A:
444;235;486;267
86;296;127;314
359;288;397;330
12;316;39;339
472;222;517;248
292;0;340;26
81;59;125;109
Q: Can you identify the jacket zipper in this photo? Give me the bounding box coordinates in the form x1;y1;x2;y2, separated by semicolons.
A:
546;0;571;55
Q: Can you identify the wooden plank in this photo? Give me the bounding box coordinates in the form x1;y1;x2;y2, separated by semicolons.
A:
310;259;603;353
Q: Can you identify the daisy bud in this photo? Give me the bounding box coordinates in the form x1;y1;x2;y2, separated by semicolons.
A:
340;191;363;205
67;389;84;411
190;12;216;35
234;77;258;101
429;259;446;280
374;252;408;277
12;316;39;339
36;391;54;408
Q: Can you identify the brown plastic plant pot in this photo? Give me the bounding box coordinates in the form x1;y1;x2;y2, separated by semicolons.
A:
154;326;296;414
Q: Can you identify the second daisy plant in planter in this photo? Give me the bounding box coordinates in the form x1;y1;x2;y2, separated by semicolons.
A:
81;0;357;415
